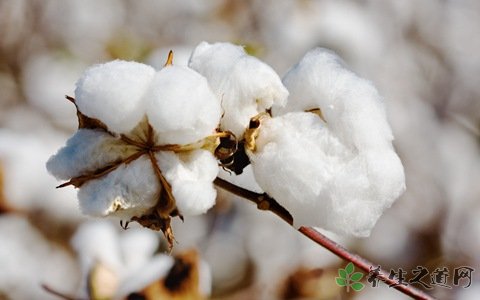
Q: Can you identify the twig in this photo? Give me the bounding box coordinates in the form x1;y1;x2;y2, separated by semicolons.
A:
213;177;436;300
299;227;436;300
213;177;293;225
41;284;78;300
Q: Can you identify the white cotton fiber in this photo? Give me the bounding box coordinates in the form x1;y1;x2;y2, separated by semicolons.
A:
46;129;137;180
189;41;289;137
78;156;160;219
75;60;155;133
145;65;221;145
188;41;245;90
0;215;79;300
156;150;218;216
248;112;405;237
115;255;175;298
71;220;123;275
277;48;393;150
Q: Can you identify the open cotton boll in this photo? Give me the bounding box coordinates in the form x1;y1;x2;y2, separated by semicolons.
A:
75;60;155;133
188;41;245;90
78;156;160;219
119;228;160;274
115;255;175;298
71;220;124;277
46;129;138;180
145;65;221;145
156;150;218;216
189;41;289;137
248;112;405;237
277;48;393;150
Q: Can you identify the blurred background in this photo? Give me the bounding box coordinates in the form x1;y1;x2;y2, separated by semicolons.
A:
1;0;479;299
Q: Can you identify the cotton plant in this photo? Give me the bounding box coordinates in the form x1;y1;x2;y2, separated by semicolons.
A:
46;41;405;249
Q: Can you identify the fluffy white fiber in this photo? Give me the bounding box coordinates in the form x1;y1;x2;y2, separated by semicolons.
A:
276;48;393;150
75;60;155;133
157;150;219;216
248;48;405;237
77;156;160;218
189;41;289;137
145;65;221;145
46;129;137;180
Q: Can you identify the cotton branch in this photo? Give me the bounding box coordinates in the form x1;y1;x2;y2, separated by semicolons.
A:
213;178;436;300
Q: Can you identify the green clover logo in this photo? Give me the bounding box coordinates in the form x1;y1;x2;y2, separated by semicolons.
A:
336;262;365;292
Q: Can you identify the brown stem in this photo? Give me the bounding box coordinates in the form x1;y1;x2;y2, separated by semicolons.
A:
213;177;436;300
213;177;293;225
299;227;436;300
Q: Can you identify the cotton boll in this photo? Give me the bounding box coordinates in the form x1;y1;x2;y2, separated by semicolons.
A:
22;53;84;130
78;156;160;219
115;255;175;298
202;232;249;292
249;112;404;237
189;41;289;137
145;65;221;145
46;129;138;180
41;0;125;60
71;220;123;277
0;215;79;300
156;150;218;216
75;60;155;133
188;41;245;90
278;48;393;150
0;129;83;222
249;112;351;230
119;228;160;274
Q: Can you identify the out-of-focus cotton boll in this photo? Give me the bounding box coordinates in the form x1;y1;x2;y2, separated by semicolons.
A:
77;156;160;219
22;53;85;130
456;285;480;300
0;129;82;222
145;65;221;145
157;150;218;216
254;0;384;74
71;220;124;280
439;122;480;264
71;220;174;299
0;215;80;300
75;60;155;133
358;211;412;266
42;0;125;60
250;80;404;236
203;232;249;293
116;255;174;298
189;41;288;137
46;129;137;181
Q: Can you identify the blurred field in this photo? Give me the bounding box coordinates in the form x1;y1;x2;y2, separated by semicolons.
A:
1;1;479;299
